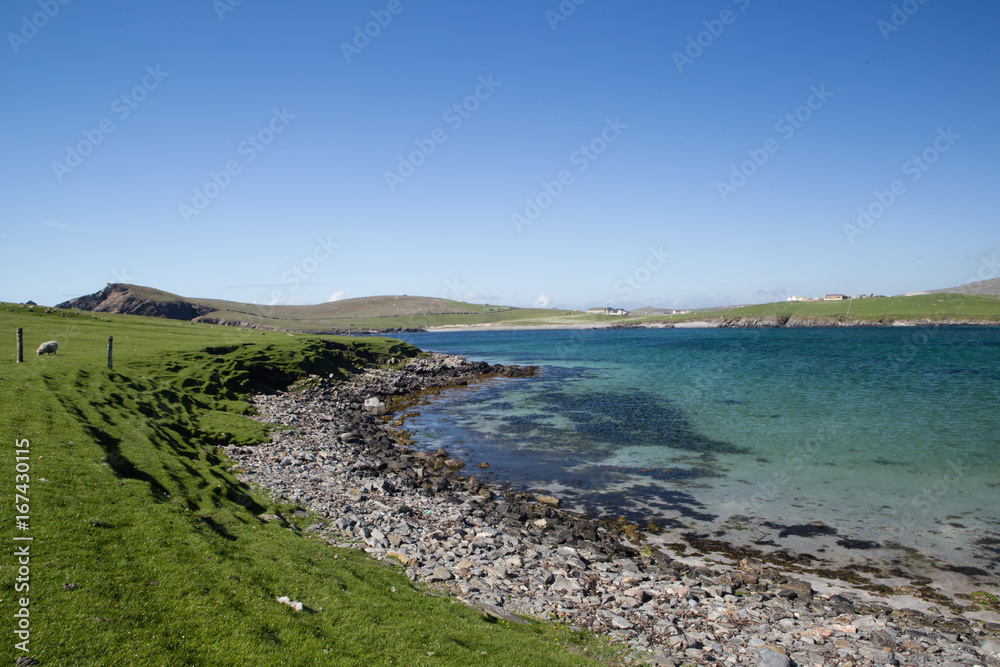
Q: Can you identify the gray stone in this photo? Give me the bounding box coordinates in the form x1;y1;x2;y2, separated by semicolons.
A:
757;646;790;667
613;558;640;573
624;586;651;603
549;575;582;594
777;578;813;600
609;614;633;629
852;615;881;631
653;620;677;635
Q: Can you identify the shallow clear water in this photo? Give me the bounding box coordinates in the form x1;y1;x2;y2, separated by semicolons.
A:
395;327;1000;578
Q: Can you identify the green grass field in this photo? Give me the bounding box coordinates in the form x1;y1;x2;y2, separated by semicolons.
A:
0;304;620;666
202;306;592;331
636;293;1000;324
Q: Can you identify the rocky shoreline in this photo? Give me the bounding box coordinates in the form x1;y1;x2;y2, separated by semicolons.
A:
224;353;1000;666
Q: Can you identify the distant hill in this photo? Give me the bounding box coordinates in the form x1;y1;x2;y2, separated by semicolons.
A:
57;284;216;320
928;277;1000;296
56;284;580;332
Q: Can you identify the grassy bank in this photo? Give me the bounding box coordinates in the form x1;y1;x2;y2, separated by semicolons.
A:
0;305;616;666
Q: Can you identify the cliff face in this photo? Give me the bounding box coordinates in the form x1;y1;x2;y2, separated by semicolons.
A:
56;284;216;321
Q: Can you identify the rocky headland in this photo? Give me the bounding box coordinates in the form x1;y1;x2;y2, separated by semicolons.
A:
56;283;216;320
223;353;1000;666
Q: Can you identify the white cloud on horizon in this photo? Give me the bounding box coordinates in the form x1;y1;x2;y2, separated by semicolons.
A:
461;291;502;303
534;292;553;308
328;290;345;301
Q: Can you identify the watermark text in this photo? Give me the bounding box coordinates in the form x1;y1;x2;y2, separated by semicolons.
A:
179;107;295;223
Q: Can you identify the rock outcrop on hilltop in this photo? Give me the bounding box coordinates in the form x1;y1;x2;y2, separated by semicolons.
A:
56;283;215;321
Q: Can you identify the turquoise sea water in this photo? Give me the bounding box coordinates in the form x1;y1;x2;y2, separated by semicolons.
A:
395;327;1000;580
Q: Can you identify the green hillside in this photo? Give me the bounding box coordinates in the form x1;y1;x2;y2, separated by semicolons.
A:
928;276;1000;297
187;294;509;319
59;285;586;332
0;304;612;666
641;293;1000;324
55;284;1000;333
201;306;594;331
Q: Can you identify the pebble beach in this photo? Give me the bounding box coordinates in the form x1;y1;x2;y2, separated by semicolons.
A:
223;353;1000;666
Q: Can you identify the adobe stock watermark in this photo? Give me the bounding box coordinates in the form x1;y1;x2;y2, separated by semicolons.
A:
969;251;1000;284
12;438;33;656
545;0;586;31
213;0;246;21
739;419;839;518
283;235;338;290
552;328;590;363
615;246;671;299
7;0;71;54
878;0;930;41
680;331;761;409
260;233;340;312
384;75;501;192
888;325;943;372
341;0;408;63
673;0;751;73
843;126;958;244
511;117;627;233
51;66;169;183
111;267;135;284
717;84;833;202
441;277;470;301
179;107;295;223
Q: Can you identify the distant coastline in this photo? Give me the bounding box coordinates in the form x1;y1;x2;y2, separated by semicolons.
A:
424;316;1000;332
44;282;1000;336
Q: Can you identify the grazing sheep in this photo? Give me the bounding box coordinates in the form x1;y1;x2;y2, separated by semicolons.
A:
36;341;58;356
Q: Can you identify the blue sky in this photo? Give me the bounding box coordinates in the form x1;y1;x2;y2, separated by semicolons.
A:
2;1;998;310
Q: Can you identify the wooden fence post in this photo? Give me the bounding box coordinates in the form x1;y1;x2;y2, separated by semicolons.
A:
16;328;23;363
108;336;113;370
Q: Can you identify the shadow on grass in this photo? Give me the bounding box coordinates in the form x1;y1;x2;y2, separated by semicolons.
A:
86;424;172;499
56;369;268;516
